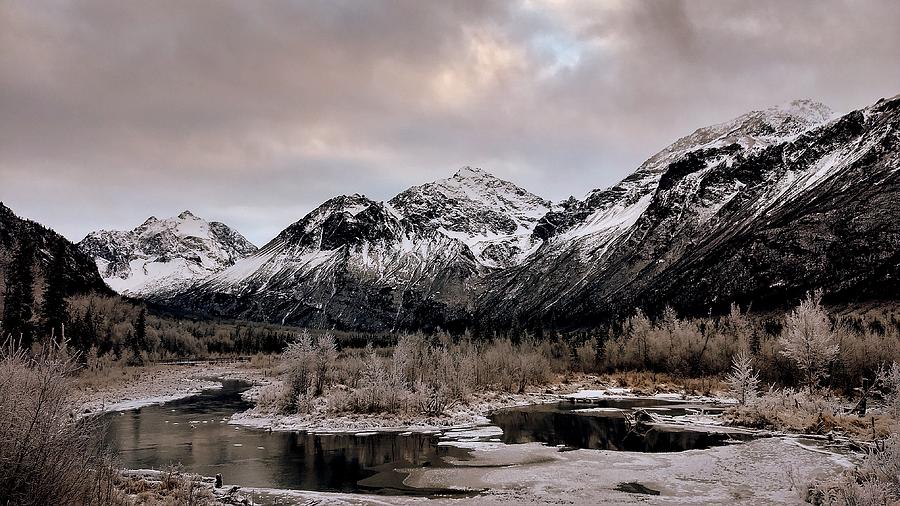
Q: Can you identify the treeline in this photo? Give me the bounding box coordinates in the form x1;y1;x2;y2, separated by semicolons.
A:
263;293;900;420
3;231;899;384
593;297;900;393
63;295;302;360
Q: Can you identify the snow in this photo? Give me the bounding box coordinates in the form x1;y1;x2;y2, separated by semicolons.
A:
78;375;223;416
81;211;257;297
397;437;846;505
390;166;552;267
567;388;631;399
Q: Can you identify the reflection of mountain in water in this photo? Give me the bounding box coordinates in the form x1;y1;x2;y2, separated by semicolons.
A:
489;401;739;452
274;431;469;493
102;380;469;494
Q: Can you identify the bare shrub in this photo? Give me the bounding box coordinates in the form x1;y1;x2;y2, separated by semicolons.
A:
881;362;900;418
727;387;850;434
575;337;599;373
280;329;334;413
0;338;117;505
314;332;337;396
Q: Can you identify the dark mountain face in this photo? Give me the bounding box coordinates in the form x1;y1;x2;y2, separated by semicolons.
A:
0;203;111;304
166;194;482;332
151;95;899;332
478;96;900;329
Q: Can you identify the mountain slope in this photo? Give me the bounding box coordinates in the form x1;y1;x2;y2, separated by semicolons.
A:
79;211;257;297
160;94;900;332
479;96;899;328
168;168;548;331
391;166;551;267
0;203;111;306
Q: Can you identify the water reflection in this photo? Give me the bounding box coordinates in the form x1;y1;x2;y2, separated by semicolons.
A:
104;382;745;495
489;400;738;452
103;380;468;494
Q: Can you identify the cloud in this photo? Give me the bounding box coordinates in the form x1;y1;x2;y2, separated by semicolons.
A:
1;0;898;244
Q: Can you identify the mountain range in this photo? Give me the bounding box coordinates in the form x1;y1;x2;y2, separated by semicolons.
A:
5;93;898;333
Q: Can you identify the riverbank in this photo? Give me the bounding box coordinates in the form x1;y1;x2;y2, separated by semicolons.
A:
228;372;739;434
73;362;274;415
229;437;853;505
79;365;863;505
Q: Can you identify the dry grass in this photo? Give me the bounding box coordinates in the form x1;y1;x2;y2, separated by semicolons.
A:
806;434;900;505
595;370;727;397
725;389;898;439
116;467;222;506
73;361;167;391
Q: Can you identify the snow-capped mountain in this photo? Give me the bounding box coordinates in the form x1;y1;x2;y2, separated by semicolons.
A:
391;166;551;267
79;211;257;297
161;94;900;332
169;168;549;330
480;95;899;328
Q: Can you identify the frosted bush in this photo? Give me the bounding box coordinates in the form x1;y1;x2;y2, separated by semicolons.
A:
778;290;839;390
0;339;117;504
726;351;760;405
808;434;900;504
727;387;844;433
883;362;900;417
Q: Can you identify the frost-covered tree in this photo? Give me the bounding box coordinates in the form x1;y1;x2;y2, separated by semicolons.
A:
778;290;839;390
726;351;760;405
883;362;900;417
360;343;385;411
313;332;337;396
281;329;315;412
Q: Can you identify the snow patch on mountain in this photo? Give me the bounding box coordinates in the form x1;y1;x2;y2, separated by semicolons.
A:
79;211;257;297
535;99;835;251
391;166;551;267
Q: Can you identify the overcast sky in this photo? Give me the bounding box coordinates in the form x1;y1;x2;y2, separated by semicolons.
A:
2;0;899;245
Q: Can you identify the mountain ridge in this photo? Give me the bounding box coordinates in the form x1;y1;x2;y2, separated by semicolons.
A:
69;94;900;332
0;202;112;308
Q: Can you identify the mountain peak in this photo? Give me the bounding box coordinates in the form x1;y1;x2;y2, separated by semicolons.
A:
79;211;257;297
758;98;834;127
452;166;493;180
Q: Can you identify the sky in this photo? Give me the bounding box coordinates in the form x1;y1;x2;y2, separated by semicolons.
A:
2;0;899;246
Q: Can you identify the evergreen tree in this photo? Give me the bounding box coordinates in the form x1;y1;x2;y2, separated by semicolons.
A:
128;308;147;365
41;240;68;338
71;305;100;356
2;236;35;347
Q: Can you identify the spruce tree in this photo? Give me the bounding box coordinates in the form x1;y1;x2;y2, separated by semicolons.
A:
41;240;68;339
2;236;35;347
129;308;147;365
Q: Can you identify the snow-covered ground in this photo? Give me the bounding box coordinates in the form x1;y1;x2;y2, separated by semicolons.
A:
240;437;849;505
